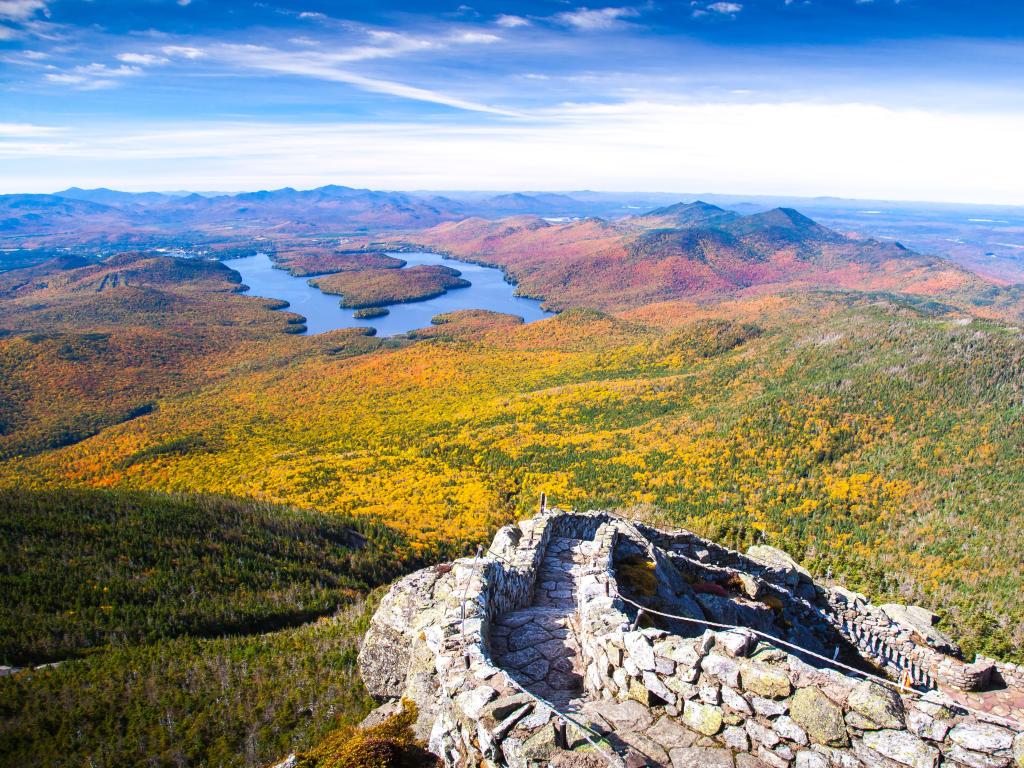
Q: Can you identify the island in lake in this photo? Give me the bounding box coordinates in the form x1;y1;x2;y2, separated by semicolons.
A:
309;264;470;308
353;306;390;319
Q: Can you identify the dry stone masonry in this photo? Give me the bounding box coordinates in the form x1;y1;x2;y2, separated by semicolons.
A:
357;508;1024;767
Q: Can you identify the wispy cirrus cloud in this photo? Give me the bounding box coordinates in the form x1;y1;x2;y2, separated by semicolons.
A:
454;31;501;44
556;6;640;31
211;42;517;115
161;45;205;59
0;0;49;21
0;0;49;39
495;14;530;28
46;62;142;90
117;52;169;66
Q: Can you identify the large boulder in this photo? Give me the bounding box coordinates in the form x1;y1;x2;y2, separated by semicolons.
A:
790;687;849;747
878;604;960;656
358;567;442;697
746;544;812;586
681;700;724;736
847;681;905;729
357;566;450;741
740;662;793;699
948;721;1015;753
860;730;939;768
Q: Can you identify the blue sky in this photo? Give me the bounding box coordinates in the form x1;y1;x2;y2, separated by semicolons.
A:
2;0;1023;202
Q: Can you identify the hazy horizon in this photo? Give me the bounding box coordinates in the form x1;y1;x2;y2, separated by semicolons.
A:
2;1;1023;204
25;184;1024;212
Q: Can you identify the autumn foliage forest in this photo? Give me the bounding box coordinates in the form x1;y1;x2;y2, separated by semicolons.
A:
1;201;1024;766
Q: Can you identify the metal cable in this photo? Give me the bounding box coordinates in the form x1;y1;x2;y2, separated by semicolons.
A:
499;673;625;768
611;588;1022;729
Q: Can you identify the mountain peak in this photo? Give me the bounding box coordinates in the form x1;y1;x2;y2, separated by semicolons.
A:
723;207;839;242
636;200;740;228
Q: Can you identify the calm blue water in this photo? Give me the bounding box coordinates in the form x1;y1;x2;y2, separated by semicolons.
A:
229;251;552;336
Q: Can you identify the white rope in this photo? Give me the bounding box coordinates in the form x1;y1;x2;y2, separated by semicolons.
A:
612;589;920;694
500;673;625;768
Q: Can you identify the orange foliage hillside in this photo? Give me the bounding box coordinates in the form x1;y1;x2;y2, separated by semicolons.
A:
411;205;1019;317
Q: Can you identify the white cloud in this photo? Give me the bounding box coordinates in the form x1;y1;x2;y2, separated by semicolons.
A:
45;62;143;90
298;11;326;20
453;31;501;44
6;102;1024;205
0;0;48;21
0;121;63;137
76;63;142;77
177;0;191;6
45;72;116;89
707;2;742;12
162;45;205;59
195;26;517;114
495;14;530;27
117;52;170;66
557;6;639;31
213;43;516;115
0;24;19;39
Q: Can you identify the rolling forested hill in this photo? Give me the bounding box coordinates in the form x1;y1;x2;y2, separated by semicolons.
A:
0;489;417;767
5;297;1024;660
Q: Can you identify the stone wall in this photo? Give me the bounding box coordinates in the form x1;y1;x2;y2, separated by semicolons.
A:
644;522;996;693
357;508;1024;768
993;663;1024;692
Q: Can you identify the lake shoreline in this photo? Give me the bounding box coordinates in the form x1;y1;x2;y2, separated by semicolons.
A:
226;249;552;336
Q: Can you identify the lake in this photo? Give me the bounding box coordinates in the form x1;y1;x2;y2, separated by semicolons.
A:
228;251;552;336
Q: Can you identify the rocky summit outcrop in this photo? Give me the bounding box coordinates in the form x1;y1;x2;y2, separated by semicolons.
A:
357;508;1024;767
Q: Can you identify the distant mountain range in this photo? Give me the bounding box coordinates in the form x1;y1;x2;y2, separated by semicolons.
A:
0;186;620;250
3;185;1024;286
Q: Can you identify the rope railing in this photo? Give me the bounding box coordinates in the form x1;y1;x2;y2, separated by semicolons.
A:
598;510;1023;730
612;589;920;694
599;511;924;690
611;589;1023;730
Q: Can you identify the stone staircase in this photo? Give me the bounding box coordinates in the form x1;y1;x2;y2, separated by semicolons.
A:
491;536;593;708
